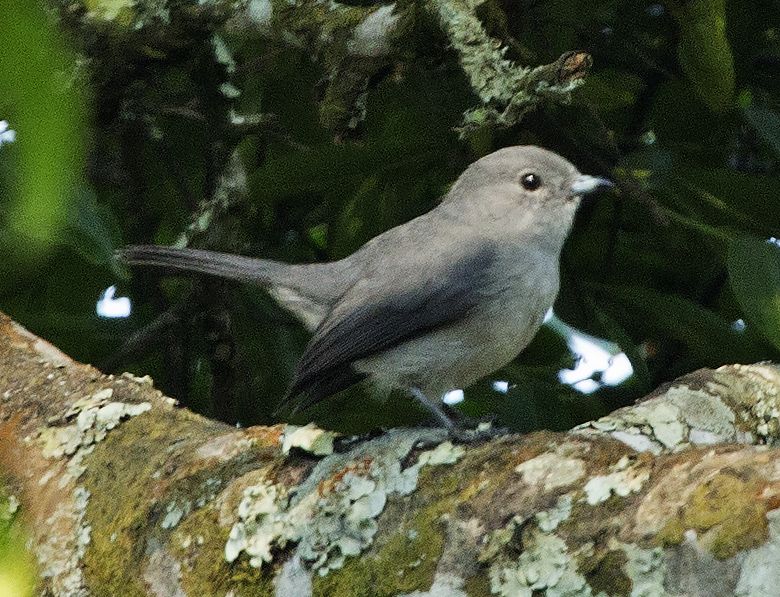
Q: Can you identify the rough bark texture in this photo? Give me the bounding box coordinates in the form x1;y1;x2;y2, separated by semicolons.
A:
3;312;780;596
61;0;591;136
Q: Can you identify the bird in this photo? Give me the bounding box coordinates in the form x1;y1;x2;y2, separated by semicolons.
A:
118;145;613;437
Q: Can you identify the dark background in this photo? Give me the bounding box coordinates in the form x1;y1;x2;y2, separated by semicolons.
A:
3;0;780;436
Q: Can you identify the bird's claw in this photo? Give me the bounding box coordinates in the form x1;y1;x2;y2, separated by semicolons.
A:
448;422;509;443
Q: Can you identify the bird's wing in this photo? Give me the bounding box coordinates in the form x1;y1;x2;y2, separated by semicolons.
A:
283;243;497;409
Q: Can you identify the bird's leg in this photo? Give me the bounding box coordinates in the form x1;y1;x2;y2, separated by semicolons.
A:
409;388;508;443
409;387;460;432
442;403;474;426
442;404;498;428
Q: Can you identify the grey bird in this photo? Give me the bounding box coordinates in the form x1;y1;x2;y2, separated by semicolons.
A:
118;145;612;436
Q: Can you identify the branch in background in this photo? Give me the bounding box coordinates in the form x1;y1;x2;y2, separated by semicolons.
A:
174;149;249;249
4;311;780;595
429;0;592;133
98;300;190;372
225;0;404;135
67;0;590;137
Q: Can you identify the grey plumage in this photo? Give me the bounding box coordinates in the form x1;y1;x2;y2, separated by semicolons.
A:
116;245;354;331
118;145;612;431
287;244;497;409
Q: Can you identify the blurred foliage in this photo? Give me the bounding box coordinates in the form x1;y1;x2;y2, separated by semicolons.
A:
0;486;36;597
2;0;780;435
0;0;87;267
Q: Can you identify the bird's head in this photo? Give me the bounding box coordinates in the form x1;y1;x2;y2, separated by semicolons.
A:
445;145;613;238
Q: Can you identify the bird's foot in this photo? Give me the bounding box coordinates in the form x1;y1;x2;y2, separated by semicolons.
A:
443;408;498;429
408;387;508;443
448;422;509;444
333;428;385;453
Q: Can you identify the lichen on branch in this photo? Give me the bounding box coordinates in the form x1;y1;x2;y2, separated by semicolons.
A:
64;0;590;137
5;311;780;595
427;0;592;133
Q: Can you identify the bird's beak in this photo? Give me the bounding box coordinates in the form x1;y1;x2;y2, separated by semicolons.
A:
570;175;614;196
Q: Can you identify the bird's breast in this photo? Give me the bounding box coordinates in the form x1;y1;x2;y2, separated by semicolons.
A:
355;249;561;398
472;285;554;363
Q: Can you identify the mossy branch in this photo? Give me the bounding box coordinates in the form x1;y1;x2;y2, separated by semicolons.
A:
63;0;590;136
3;312;780;595
428;0;592;133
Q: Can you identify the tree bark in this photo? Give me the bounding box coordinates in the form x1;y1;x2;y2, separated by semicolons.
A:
3;311;780;596
60;0;591;136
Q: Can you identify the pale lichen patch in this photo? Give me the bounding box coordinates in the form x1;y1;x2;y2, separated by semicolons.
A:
644;402;687;449
516;453;585;491
39;390;151;480
31;389;152;595
195;431;254;462
536;494;573;533
298;471;388;573
747;388;780;441
35;486;91;597
224;429;461;576
665;386;736;444
281;423;336;456
120;371;154;386
399;572;468;597
161;501;191;530
574;381;744;454
416;441;464;466
583;455;650;506
575;366;780;458
298;438;462;574
484;492;658;596
610;538;666;596
0;494;19;520
736;508;780;596
720;363;780;436
489;530;590;597
608;431;658;454
480;493;575;578
275;554;312;597
224;479;293;566
10;320;72;367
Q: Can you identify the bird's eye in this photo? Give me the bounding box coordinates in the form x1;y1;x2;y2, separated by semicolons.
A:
521;173;541;191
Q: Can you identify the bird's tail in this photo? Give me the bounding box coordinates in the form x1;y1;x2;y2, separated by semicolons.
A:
117;245;281;286
117;244;356;331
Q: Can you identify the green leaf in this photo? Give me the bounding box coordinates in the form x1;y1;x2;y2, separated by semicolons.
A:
0;0;86;254
61;188;122;270
670;0;735;113
744;105;780;158
575;68;646;112
675;167;780;237
599;284;760;365
616;148;674;191
591;306;652;392
727;236;780;351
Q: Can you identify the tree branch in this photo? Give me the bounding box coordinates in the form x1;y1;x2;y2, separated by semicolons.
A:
62;0;591;136
429;0;591;133
2;311;780;595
